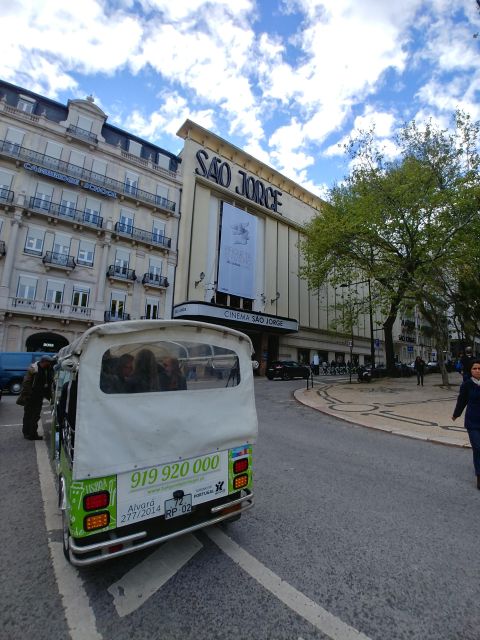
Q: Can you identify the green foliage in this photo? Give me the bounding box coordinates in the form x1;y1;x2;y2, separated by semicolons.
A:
300;111;480;369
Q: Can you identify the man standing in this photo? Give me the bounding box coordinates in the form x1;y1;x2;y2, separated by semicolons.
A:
17;355;54;440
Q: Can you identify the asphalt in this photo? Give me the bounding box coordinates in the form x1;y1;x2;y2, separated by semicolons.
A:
294;371;471;448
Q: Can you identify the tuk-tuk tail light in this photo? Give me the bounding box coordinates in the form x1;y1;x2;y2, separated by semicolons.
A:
84;491;110;511
233;458;248;474
233;474;248;490
84;511;110;531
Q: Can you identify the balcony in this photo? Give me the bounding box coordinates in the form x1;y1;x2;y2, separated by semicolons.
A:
66;124;98;146
104;311;130;322
0;140;177;213
7;297;93;322
28;196;104;230
106;264;137;284
142;273;169;289
42;251;76;272
114;222;172;250
0;240;5;257
0;187;14;205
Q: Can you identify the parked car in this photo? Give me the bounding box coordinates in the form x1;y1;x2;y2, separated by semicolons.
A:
394;362;414;377
0;351;55;394
426;361;440;372
266;360;310;380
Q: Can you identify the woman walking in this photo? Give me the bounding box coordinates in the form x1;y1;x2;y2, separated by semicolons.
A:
452;359;480;489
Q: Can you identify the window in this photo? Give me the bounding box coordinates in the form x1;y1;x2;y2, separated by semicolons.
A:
72;287;90;309
34;182;53;210
125;172;138;195
156;183;169;206
24;227;45;255
114;249;130;276
152;220;166;243
110;292;126;319
60;190;77;217
44;141;63;169
119;209;134;234
68;150;85;176
0;169;13;201
5;127;25;154
53;234;71;263
91;159;107;177
45;280;64;308
128;139;142;157
145;296;160;319
77;240;95;266
148;258;162;278
77;115;93;132
17;276;37;301
17;96;35;113
156;154;171;170
84;197;101;224
100;341;240;394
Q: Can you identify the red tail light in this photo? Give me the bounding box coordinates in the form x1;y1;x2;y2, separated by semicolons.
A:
83;491;110;511
233;458;248;474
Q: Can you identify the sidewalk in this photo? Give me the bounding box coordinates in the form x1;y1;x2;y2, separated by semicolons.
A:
294;373;471;448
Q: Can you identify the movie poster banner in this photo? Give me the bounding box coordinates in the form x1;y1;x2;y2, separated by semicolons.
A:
217;203;257;299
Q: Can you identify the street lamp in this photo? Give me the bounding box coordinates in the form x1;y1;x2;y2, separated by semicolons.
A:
340;279;375;369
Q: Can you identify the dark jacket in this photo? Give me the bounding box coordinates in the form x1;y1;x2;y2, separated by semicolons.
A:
452;379;480;430
414;359;425;373
17;362;53;405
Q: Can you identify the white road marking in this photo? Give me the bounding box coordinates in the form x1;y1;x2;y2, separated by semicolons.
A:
1;423;22;427
206;527;372;640
108;534;203;617
35;432;102;640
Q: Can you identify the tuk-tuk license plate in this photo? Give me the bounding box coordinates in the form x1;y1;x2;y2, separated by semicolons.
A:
164;494;192;520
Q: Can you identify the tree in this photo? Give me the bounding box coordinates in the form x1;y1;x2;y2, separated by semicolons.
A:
300;111;480;373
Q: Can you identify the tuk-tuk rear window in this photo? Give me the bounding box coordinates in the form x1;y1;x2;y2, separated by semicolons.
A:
100;340;240;394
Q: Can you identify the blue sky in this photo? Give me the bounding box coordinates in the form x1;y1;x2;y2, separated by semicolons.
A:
1;0;479;197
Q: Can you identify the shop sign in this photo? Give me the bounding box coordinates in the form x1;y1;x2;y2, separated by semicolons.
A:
173;302;298;332
195;150;282;214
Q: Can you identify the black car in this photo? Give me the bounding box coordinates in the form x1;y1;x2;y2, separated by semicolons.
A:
266;360;310;380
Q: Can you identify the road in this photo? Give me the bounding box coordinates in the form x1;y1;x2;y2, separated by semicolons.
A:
1;378;480;640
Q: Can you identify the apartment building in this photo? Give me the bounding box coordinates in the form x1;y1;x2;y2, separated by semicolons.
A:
0;81;181;352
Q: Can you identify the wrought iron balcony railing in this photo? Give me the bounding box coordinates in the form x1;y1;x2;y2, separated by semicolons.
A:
141;273;169;288
114;222;172;248
106;265;137;281
42;251;76;269
0;139;177;213
29;196;103;228
104;311;131;322
8;297;92;318
66;124;98;144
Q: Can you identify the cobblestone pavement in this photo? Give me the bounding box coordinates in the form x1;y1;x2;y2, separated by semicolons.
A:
294;372;470;448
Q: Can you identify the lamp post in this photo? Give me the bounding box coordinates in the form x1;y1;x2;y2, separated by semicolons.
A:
340;279;375;370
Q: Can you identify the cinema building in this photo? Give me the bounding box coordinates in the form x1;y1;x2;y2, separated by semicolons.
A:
172;120;379;373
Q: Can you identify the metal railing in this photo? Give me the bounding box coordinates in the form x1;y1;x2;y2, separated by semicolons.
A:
106;264;137;281
66;124;98;144
0;139;177;212
141;273;169;287
8;297;92;317
42;251;76;269
104;311;131;322
114;222;171;248
28;196;104;228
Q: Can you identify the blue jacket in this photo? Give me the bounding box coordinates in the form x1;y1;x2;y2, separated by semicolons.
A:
453;379;480;430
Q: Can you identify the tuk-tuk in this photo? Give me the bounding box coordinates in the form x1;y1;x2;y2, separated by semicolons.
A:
52;320;258;566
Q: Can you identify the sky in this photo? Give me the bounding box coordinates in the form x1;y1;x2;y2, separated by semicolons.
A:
1;0;479;198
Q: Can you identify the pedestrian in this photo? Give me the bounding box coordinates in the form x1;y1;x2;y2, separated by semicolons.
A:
414;356;425;386
461;346;476;382
16;355;54;440
452;359;480;489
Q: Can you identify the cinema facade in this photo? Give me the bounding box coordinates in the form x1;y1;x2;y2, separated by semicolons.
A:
173;120;379;374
